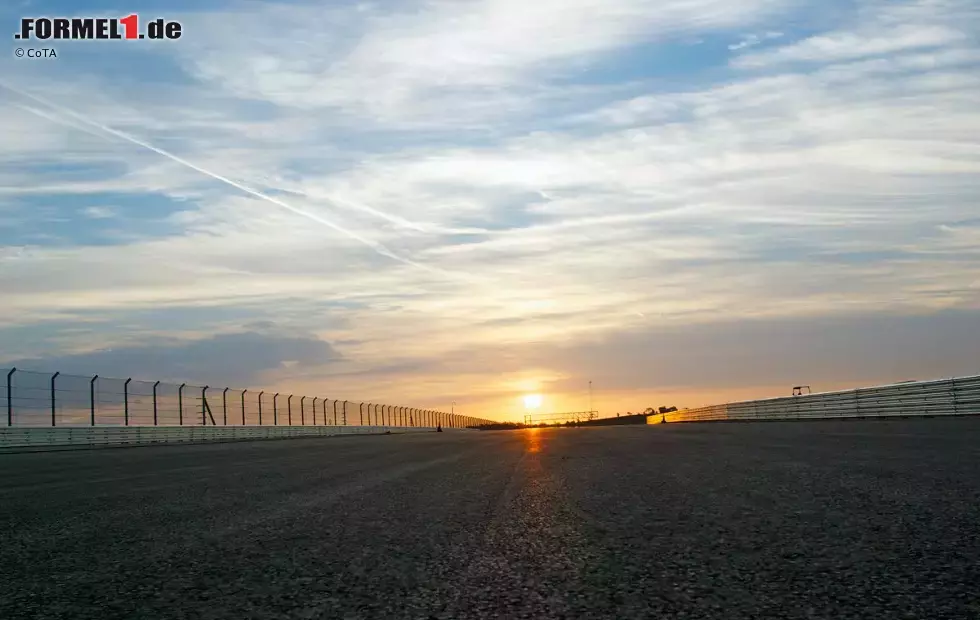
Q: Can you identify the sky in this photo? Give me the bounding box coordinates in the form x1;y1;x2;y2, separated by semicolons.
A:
1;0;979;422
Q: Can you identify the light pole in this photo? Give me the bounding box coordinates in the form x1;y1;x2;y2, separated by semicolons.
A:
589;381;593;417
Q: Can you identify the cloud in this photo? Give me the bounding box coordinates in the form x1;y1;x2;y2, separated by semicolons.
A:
173;0;793;124
728;30;784;51
5;328;342;388
732;0;979;68
734;26;964;67
82;206;114;219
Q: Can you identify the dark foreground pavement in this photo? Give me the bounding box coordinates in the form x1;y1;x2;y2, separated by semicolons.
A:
2;419;980;619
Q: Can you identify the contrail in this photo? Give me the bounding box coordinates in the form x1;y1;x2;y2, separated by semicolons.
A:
0;80;456;277
243;173;489;236
311;192;491;236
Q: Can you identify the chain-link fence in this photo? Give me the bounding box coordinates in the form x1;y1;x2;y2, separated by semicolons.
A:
1;367;491;429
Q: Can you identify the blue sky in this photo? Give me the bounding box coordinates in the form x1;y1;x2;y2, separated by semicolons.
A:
2;0;979;419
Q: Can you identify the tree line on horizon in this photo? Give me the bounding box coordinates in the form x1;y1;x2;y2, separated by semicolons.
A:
478;406;680;430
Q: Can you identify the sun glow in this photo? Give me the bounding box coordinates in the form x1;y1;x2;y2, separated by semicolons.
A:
523;393;543;410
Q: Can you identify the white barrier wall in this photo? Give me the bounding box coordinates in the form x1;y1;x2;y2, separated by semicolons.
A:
0;425;438;451
665;375;980;423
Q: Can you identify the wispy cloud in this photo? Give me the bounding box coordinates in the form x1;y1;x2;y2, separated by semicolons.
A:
728;30;784;51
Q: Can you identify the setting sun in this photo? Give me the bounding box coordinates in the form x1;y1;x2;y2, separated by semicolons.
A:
523;394;543;410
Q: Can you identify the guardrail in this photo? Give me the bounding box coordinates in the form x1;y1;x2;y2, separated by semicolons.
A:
0;425;443;451
665;374;980;423
1;366;491;430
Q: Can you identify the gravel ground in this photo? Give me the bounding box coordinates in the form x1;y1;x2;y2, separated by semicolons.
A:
1;418;980;619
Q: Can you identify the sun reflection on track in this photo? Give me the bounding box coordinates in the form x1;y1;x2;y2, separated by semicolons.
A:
524;427;542;454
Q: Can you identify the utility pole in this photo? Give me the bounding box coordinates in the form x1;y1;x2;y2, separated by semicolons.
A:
589;381;593;417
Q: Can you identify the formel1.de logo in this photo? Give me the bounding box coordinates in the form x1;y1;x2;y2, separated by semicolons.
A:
15;15;182;41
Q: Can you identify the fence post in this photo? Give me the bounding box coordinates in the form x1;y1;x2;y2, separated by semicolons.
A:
178;383;185;426
6;367;14;426
312;397;318;426
153;381;159;426
287;395;293;426
202;386;208;426
223;388;229;426
258;391;264;425
333;399;337;426
359;402;364;426
124;378;131;426
90;375;98;426
50;371;60;427
342;400;347;426
301;396;306;426
273;393;279;426
242;389;247;425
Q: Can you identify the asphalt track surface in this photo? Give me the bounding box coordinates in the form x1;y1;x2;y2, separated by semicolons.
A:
2;419;980;619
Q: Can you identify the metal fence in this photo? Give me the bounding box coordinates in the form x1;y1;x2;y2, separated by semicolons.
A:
1;367;491;430
664;374;980;423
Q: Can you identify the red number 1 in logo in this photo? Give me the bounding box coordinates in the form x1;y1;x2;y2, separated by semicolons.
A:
120;14;138;39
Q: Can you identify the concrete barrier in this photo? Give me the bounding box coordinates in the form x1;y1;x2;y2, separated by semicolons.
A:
665;375;980;423
0;425;437;452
